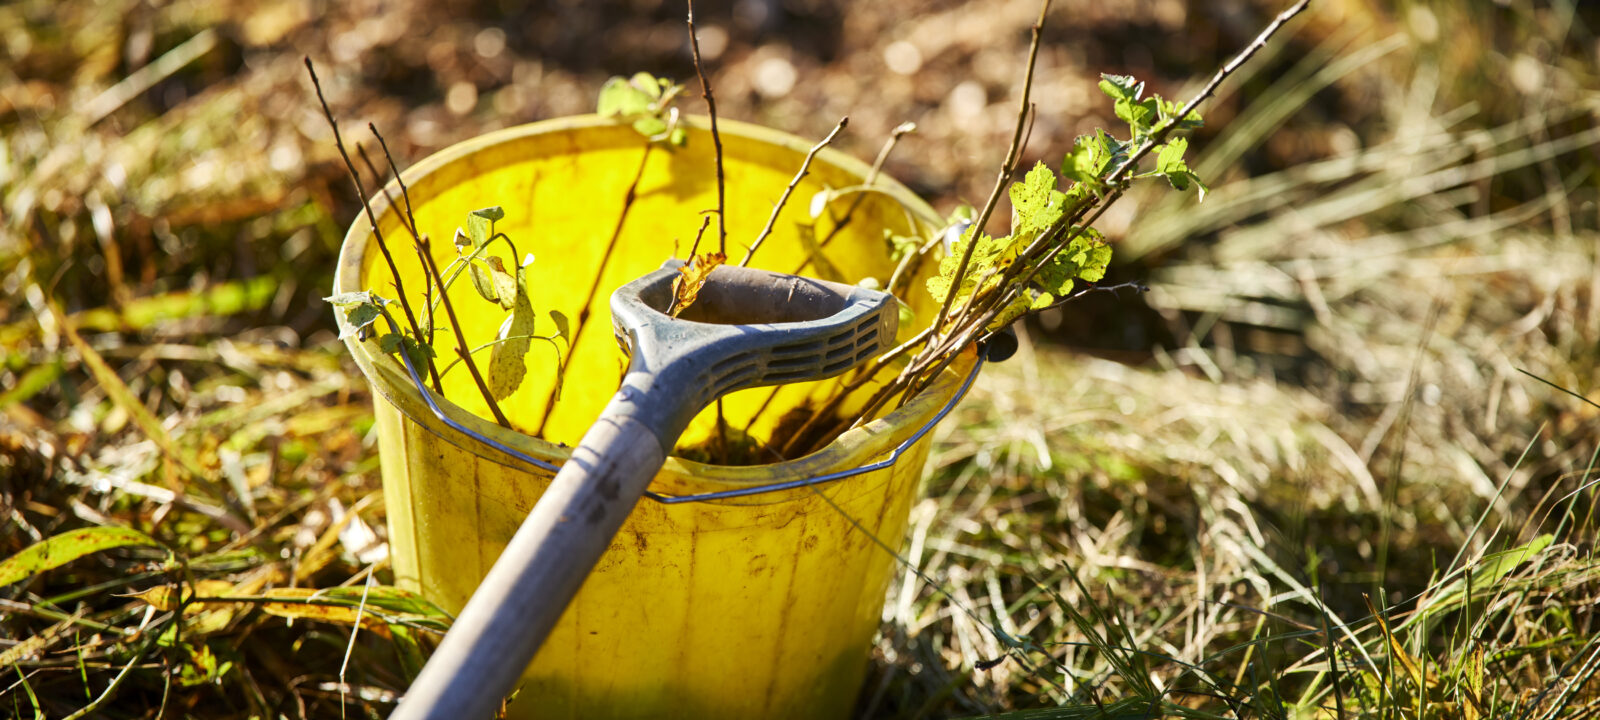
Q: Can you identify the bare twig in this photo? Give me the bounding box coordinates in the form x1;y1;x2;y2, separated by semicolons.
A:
796;121;916;274
686;0;726;255
535;143;654;436
775;323;937;458
926;0;1052;337
356;144;436;353
304;58;444;394
366;126;441;342
369;125;419;234
739;116;848;267
686;0;732;460
742;121;915;438
417;237;513;429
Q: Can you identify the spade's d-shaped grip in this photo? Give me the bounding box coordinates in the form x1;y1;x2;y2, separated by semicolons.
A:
391;262;897;720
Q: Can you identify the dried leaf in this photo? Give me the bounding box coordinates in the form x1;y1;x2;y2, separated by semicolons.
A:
670;252;726;317
488;269;536;400
259;587;390;633
129;580;237;613
468;261;497;303
549;309;570;341
484;256;518;310
259;586;449;633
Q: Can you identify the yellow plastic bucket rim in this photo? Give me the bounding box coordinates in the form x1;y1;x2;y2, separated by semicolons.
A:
334;114;973;501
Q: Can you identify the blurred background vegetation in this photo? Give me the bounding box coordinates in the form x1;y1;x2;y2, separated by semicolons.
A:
2;0;1598;717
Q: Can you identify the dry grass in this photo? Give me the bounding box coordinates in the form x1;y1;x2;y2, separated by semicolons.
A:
859;1;1600;717
3;0;1599;718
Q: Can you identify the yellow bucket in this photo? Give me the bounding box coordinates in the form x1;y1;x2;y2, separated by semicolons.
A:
334;116;970;719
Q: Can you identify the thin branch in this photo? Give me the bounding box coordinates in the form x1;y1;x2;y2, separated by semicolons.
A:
797;121;917;273
926;0;1052;337
979;0;1313;331
744;121;916;438
417;237;513;429
739;116;848;267
368;124;431;342
535;143;654;436
357;143;438;360
775;323;937;458
369;123;420;237
686;0;726;255
900;0;1312;403
304;58;444;394
364;124;519;423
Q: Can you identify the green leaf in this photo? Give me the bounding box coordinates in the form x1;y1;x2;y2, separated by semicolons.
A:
599;73;686;146
1035;229;1112;297
471;206;505;223
988;293;1034;331
926;230;1013;305
399;335;435;376
1156;137;1188;175
343;303;381;335
1095;129;1129;176
1158;98;1204;130
632;116;668;139
465;218;489;249
1115;97;1159;136
0;527;162;588
634;72;666;100
598;76;653;117
488;269;537;400
1061;134;1103;189
888;233;921;263
1098;74;1143;102
378;333;404;354
1009;162;1067;247
1062;130;1126;191
1153;138;1207;200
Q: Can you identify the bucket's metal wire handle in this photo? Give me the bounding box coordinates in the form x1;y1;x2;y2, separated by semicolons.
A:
390;343;987;504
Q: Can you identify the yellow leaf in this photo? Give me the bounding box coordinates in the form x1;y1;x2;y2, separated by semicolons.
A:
670;252;726;317
259;587;391;634
129;579;237;614
484;256;518;310
128;579;242;637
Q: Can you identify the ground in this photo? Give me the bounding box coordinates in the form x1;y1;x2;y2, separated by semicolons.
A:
2;0;1600;717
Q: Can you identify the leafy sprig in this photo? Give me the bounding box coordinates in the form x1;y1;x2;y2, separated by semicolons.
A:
796;0;1318;457
327;207;569;406
598;72;689;147
925;75;1201;334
